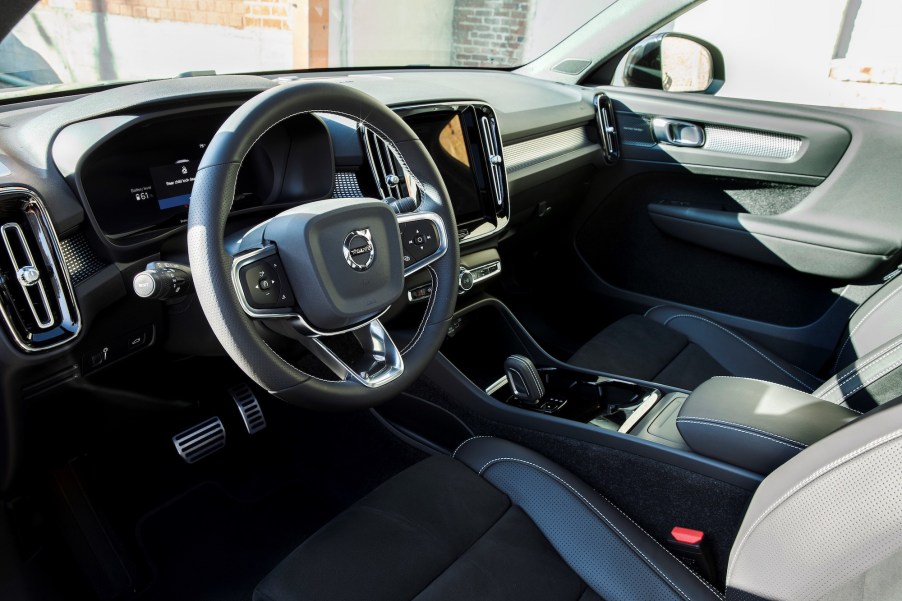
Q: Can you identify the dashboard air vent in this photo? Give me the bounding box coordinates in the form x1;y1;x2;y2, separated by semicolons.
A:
0;188;80;352
478;114;507;209
360;127;412;199
594;93;620;164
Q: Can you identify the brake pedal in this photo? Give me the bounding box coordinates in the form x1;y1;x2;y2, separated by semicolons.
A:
172;417;226;464
229;383;266;434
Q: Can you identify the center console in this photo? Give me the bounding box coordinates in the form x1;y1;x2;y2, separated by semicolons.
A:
427;297;861;484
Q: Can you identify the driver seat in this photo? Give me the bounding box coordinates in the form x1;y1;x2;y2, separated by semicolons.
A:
255;403;902;601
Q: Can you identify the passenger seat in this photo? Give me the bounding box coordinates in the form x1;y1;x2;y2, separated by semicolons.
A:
569;276;902;412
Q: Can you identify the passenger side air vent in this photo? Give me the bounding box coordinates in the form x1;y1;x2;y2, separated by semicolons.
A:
594;93;620;164
478;113;508;209
360;127;413;199
0;188;80;352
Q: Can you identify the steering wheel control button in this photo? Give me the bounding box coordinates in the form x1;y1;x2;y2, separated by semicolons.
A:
343;228;376;272
239;258;295;310
399;220;439;266
407;283;433;303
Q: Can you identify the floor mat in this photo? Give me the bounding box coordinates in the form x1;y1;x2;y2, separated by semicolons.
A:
135;480;339;601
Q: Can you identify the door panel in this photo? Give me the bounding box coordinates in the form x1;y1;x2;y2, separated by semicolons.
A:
572;87;902;372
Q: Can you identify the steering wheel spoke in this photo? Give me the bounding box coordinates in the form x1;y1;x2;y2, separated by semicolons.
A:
398;211;449;276
296;319;404;387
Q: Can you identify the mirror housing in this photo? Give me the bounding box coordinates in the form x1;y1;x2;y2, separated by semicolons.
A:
621;33;724;94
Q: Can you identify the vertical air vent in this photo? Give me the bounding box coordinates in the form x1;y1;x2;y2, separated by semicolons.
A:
0;188;80;352
478;114;507;208
360;127;412;199
594;93;620;164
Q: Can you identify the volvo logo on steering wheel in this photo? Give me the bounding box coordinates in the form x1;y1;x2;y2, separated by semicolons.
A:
343;228;376;272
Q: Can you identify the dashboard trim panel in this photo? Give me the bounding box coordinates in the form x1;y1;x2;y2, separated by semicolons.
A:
505;127;594;172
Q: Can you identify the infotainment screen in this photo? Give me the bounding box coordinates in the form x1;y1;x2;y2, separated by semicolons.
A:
408;111;485;224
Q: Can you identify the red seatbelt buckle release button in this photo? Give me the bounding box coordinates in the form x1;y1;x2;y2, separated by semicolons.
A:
667;526;716;583
671;527;705;545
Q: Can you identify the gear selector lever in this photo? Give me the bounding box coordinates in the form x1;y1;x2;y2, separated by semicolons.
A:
504;355;545;406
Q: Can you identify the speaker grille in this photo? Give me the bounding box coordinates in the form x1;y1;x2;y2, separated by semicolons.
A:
59;231;107;285
552;58;592;75
704;125;802;159
332;171;363;198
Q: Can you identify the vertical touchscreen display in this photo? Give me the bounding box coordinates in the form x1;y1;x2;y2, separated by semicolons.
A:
409;112;484;224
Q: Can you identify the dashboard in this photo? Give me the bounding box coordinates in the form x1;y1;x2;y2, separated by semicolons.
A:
0;69;603;388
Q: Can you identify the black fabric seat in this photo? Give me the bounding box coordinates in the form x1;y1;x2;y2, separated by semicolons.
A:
254;437;723;601
569;276;902;405
256;412;902;600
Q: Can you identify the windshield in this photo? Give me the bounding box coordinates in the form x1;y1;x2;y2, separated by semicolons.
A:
0;0;612;100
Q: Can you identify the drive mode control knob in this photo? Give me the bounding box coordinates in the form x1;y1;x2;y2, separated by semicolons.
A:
459;268;474;292
133;262;192;300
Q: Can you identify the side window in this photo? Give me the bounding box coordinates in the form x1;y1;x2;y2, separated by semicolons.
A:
615;0;902;112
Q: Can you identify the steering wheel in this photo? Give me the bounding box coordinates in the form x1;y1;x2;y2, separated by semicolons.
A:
187;82;459;409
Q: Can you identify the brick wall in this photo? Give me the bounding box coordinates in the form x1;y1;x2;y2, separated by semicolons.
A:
56;0;291;30
452;0;531;66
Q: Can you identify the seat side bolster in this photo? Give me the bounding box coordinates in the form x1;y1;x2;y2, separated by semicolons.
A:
646;306;821;392
455;437;723;601
728;404;902;601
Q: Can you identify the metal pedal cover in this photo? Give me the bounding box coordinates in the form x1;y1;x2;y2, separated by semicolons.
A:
229;383;266;434
172;417;226;464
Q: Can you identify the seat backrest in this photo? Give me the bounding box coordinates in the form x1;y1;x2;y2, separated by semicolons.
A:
830;275;902;374
726;401;902;600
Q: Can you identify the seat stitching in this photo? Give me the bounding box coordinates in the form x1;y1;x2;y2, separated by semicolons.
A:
676;419;806;451
479;457;724;601
727;428;902;584
818;338;902;399
644;304;667;317
663;315;815;391
708;375;813;395
451;435;495;459
599;487;725;600
676;417;808;448
832;280;902;373
836;355;902;404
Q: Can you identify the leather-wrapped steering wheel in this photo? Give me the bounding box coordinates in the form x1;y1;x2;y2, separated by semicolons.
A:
188;81;459;409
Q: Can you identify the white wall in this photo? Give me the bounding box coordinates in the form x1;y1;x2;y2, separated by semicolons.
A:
13;6;292;84
329;0;454;67
671;0;902;111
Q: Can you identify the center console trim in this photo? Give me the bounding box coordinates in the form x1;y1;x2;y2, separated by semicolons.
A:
427;296;763;490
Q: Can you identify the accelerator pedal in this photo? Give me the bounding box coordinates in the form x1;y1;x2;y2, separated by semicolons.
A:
172;417;226;464
229;383;267;434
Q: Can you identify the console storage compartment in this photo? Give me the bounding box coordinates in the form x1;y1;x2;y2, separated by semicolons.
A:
675;377;859;474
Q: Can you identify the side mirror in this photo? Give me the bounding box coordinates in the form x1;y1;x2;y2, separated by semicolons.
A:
621;33;724;94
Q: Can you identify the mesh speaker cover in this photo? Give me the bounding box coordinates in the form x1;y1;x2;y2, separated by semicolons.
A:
704;125;801;159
